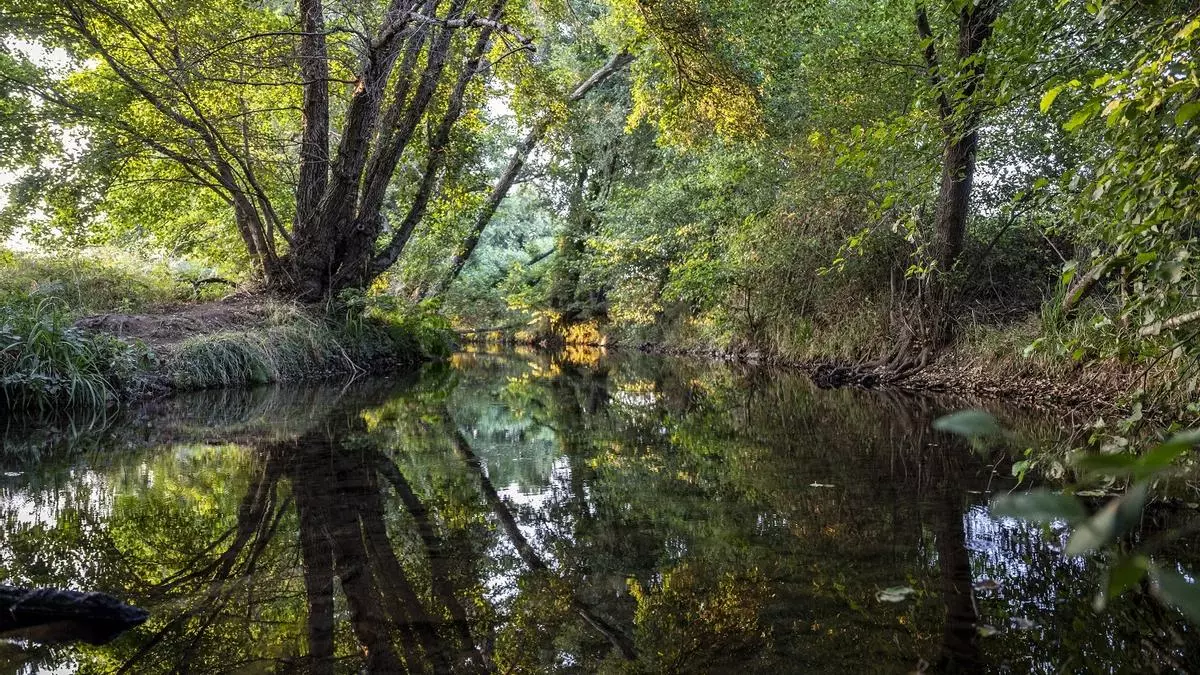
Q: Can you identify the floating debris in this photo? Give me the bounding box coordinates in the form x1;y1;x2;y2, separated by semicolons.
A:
973;579;1002;592
1012;616;1036;630
808;483;835;488
876;586;917;603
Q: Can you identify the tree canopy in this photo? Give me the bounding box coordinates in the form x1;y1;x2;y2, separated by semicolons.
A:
3;0;1200;380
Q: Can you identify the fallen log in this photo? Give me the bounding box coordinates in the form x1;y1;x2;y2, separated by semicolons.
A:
0;585;149;645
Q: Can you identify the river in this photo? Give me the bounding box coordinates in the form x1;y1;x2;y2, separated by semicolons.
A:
1;347;1196;672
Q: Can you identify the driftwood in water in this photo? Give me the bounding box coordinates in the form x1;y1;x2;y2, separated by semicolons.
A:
0;585;149;645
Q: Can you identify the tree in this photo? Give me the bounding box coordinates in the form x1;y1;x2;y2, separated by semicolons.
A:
0;0;596;299
421;48;633;300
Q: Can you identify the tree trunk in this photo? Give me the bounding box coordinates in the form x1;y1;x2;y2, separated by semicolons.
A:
933;128;977;276
912;0;999;347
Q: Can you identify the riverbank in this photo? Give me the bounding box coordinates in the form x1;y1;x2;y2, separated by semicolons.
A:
2;291;452;411
459;318;1176;422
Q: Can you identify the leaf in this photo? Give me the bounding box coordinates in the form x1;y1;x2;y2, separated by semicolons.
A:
1178;19;1200;40
992;489;1087;524
1073;452;1140;475
934;410;1002;439
1175;101;1200;126
1151;566;1200;625
1155;429;1200;455
1096;555;1149;611
1063;108;1093;132
1065;482;1149;557
1139;443;1192;473
1040;86;1063;113
876;586;916;603
1011;459;1031;478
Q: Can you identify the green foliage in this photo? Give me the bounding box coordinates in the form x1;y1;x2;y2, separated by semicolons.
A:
0;249;200;315
1037;5;1200;375
0;297;147;410
939;410;1200;627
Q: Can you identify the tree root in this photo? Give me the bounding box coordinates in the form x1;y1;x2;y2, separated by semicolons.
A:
808;343;935;390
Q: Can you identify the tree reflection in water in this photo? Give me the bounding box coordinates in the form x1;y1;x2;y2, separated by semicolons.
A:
1;349;1198;673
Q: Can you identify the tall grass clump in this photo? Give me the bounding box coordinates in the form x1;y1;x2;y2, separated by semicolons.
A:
1;297;147;410
167;306;350;389
166;299;454;390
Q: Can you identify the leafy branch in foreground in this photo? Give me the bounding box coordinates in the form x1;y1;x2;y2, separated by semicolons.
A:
936;409;1200;625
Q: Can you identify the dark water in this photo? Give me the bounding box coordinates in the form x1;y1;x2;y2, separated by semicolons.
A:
1;348;1197;673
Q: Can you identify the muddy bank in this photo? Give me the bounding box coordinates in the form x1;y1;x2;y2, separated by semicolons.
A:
74;295;283;349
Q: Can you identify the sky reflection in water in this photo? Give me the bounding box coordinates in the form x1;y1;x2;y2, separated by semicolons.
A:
1;347;1197;673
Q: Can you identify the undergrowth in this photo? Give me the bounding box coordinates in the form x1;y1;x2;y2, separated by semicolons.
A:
0;247;228;315
1;267;456;407
1;298;149;410
165;298;453;390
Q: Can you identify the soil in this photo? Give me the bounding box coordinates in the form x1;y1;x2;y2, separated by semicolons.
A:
74;295;279;349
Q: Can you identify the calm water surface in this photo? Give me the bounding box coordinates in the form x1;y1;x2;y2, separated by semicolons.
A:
1;348;1197;673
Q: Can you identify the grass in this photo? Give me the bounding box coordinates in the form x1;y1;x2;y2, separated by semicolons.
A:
1;298;148;410
167;307;357;389
165;301;454;390
1;249;457;407
0;247;222;316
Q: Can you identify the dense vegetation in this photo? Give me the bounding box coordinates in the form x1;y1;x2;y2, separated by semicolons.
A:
6;0;1200;661
3;0;1200;407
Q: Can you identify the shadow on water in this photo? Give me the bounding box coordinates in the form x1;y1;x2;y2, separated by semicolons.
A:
1;349;1198;673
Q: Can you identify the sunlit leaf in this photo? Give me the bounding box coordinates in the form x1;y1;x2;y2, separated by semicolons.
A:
1040;86;1063;113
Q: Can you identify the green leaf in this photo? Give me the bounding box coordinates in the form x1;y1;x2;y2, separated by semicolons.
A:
1139;443;1192;473
1063;107;1094;132
991;489;1087;524
1040;86;1063;113
1073;452;1139;475
1151;566;1200;625
1065;482;1149;557
1177;19;1200;40
1098;555;1149;610
934;410;1002;439
1151;429;1200;455
1175;101;1200;126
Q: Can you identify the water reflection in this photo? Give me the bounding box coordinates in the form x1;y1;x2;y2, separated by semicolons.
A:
1;348;1197;673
